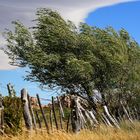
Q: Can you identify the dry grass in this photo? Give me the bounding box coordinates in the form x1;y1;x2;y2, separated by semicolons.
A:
1;122;140;140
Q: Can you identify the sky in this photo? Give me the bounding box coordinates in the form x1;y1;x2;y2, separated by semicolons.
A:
86;0;140;43
0;0;139;101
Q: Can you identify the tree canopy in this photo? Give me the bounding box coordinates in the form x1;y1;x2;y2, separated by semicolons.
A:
3;9;140;105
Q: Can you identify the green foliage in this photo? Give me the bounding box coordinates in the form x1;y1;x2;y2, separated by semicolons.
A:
3;96;23;135
3;8;140;105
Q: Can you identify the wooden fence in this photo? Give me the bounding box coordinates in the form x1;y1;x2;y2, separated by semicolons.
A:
0;83;140;134
20;88;72;133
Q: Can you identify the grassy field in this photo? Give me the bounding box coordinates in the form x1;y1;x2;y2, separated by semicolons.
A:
1;121;140;140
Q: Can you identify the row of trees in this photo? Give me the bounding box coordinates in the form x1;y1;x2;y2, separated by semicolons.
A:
3;8;140;110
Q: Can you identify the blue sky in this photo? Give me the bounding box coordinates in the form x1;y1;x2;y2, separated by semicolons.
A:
0;0;139;100
86;0;140;44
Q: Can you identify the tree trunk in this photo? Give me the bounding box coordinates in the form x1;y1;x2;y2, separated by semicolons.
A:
82;84;97;112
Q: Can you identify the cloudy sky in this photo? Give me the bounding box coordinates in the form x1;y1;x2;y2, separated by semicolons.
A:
0;0;136;70
0;0;139;99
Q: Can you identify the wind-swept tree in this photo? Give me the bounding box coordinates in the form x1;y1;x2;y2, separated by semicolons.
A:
3;9;140;108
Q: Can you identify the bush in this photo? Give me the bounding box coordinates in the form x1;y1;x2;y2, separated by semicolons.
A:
3;96;23;135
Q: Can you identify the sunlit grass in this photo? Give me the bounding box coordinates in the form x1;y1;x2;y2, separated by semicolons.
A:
1;121;140;140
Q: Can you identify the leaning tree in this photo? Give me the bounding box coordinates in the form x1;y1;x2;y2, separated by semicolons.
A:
3;8;140;110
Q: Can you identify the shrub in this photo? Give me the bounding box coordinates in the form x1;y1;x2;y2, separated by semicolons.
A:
3;96;23;135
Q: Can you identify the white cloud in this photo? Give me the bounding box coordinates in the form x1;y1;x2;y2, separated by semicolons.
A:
0;0;136;70
0;50;16;70
0;37;17;70
50;0;134;25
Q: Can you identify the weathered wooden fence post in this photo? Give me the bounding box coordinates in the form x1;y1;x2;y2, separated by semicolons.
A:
36;94;49;133
49;106;53;131
21;89;32;130
57;96;63;129
71;97;81;133
7;83;16;97
35;110;42;129
0;94;4;133
27;94;37;130
66;112;71;133
52;96;58;130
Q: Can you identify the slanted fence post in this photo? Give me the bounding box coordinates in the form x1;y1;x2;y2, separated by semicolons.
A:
49;106;53;131
21;89;32;130
35;110;42;129
27;94;37;130
36;94;49;133
52;96;58;130
66;112;71;133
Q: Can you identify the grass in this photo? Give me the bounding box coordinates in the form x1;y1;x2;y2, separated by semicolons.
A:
1;121;140;140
